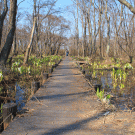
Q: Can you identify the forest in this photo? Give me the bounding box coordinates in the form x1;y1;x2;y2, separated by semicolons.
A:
0;0;135;63
0;0;135;132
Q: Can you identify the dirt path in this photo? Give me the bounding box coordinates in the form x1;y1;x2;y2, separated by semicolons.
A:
1;57;135;135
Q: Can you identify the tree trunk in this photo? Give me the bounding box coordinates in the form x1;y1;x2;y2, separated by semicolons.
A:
83;16;87;56
87;12;92;56
76;0;79;57
55;43;61;55
35;3;40;54
118;0;135;14
81;14;85;58
0;0;17;65
23;17;36;65
12;30;17;55
93;0;97;55
105;0;110;57
0;0;8;47
98;0;102;57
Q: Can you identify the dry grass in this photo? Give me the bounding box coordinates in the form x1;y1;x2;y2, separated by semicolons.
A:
69;60;135;134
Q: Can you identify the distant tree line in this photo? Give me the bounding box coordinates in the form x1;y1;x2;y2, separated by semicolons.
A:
0;0;135;65
69;0;135;63
0;0;70;65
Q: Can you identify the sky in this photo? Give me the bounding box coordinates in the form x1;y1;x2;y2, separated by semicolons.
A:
18;0;73;7
55;0;73;8
17;0;75;36
17;0;74;22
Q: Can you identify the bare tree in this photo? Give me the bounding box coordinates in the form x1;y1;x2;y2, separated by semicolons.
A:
0;0;8;47
23;0;37;65
105;0;110;57
118;0;135;14
0;0;17;65
76;0;79;57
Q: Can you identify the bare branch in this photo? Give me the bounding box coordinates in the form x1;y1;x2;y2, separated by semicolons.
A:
18;0;25;7
117;0;135;14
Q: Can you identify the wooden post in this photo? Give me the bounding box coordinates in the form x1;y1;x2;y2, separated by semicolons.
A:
82;70;85;74
93;84;102;92
2;103;17;130
58;59;62;64
43;73;49;80
49;68;53;73
42;73;48;84
129;56;133;63
55;63;58;67
31;81;40;94
0;113;3;132
79;67;82;71
52;65;56;69
85;74;92;81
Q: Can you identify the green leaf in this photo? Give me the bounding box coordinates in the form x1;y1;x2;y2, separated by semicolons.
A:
106;94;111;99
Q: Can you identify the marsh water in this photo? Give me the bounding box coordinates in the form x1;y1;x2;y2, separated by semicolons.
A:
86;67;135;111
10;83;27;111
1;65;135;113
1;82;28;112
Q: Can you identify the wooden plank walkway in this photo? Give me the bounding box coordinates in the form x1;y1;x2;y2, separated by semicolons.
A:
1;57;130;135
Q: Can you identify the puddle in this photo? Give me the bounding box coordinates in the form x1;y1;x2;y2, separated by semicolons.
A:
1;82;30;112
14;83;27;112
86;68;135;111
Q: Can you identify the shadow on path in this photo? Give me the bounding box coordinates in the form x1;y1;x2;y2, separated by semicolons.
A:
40;111;118;135
52;73;81;77
31;91;90;101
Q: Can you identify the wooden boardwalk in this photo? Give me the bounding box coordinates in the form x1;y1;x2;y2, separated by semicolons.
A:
2;57;132;135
